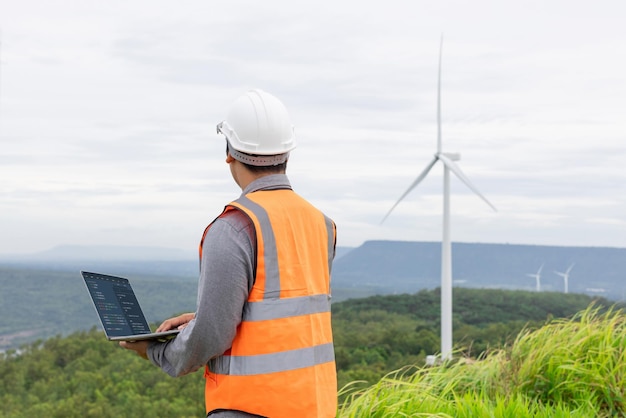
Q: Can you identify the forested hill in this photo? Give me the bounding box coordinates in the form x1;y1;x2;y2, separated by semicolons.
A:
332;287;604;327
2;240;626;350
332;240;626;296
0;287;618;417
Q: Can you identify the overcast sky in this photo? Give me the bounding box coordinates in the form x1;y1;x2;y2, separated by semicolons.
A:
1;0;625;255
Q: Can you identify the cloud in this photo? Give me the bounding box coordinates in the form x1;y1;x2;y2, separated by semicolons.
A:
0;0;625;253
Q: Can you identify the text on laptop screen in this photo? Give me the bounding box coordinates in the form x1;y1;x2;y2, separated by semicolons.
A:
83;272;152;337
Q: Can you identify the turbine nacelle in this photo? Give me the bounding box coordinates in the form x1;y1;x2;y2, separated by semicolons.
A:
440;152;460;161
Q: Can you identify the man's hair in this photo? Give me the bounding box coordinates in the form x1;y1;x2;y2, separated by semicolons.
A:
241;160;287;174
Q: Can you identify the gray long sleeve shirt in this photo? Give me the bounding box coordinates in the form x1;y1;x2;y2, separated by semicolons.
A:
147;174;292;417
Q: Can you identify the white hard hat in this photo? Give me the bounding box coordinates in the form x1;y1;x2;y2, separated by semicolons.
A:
217;89;296;166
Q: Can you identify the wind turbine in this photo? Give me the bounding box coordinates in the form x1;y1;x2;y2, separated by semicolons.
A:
527;263;544;292
554;263;575;294
381;36;497;361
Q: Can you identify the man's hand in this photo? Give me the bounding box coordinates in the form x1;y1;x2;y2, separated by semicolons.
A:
119;340;150;359
119;313;194;359
156;312;195;332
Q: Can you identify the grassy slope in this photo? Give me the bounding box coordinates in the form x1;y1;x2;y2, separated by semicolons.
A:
338;305;626;417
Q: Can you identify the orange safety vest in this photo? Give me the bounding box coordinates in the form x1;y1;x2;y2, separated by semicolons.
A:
201;189;337;417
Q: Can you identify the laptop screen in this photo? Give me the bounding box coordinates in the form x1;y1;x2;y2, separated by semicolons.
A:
83;271;152;337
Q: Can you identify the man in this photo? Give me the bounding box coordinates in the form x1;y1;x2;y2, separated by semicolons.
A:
121;89;338;417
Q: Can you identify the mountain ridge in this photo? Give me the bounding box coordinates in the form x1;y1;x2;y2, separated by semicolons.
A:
331;240;626;299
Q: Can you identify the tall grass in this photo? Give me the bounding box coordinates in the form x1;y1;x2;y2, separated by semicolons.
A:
338;305;625;417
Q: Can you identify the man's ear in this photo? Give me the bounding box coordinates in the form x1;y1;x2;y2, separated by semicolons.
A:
225;153;236;164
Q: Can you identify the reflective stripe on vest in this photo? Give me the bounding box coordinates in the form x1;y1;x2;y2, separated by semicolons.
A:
243;293;331;321
209;342;335;376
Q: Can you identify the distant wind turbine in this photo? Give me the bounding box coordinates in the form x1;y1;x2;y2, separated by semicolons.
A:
554;263;575;294
381;35;497;361
527;263;544;292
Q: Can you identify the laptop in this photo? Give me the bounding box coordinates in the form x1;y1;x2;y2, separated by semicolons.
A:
81;271;180;342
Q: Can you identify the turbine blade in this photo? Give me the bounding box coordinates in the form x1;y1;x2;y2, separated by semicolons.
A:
381;157;439;224
437;34;443;154
438;153;497;212
566;263;575;274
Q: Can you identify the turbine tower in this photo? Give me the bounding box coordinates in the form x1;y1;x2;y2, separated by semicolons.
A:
527;263;544;292
381;36;496;361
554;263;575;294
